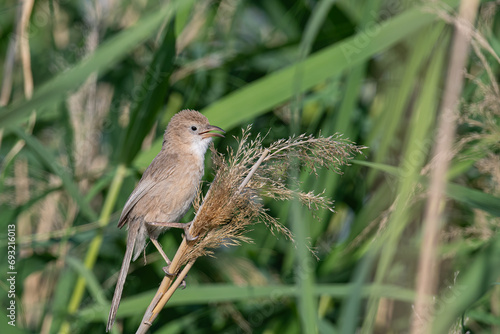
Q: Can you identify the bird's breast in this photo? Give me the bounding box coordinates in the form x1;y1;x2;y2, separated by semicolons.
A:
142;157;204;224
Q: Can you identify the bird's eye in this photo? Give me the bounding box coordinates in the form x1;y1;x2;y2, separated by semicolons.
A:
191;126;197;131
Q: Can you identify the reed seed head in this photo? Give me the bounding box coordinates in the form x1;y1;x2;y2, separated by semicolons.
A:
180;127;365;265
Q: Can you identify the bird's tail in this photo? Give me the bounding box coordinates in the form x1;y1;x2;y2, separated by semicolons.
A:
106;222;139;332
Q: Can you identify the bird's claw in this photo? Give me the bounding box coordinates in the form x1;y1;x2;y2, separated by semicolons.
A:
162;266;187;289
184;231;198;241
163;265;174;277
183;223;198;241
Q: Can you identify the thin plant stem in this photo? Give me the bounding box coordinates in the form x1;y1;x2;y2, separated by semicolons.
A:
410;0;479;333
239;148;269;191
136;260;196;334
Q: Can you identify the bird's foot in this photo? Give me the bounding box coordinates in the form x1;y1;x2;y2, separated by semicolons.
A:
162;265;174;277
162;266;187;289
183;222;198;241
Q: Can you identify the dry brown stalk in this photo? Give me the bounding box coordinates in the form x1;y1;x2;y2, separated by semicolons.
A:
19;0;34;100
135;128;364;333
410;1;480;333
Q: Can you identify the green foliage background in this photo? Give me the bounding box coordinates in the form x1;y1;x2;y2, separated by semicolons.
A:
0;0;499;333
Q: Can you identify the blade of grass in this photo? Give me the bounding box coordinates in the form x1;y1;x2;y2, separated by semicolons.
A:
66;256;107;307
116;18;177;165
362;35;448;332
353;160;500;217
77;283;416;322
446;183;500;217
290;0;340;331
365;23;446;186
339;253;376;334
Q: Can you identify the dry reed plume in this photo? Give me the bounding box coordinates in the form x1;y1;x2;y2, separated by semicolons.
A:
136;127;364;333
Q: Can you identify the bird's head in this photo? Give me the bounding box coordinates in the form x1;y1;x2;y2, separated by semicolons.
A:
163;110;225;158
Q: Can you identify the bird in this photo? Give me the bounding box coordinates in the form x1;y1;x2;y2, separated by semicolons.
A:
106;110;224;332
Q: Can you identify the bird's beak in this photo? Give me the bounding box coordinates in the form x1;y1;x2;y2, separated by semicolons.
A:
200;125;225;139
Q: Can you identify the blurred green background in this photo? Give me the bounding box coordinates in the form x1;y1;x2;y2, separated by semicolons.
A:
1;0;499;333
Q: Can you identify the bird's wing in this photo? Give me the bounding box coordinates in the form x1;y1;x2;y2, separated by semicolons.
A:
117;153;177;228
117;179;155;228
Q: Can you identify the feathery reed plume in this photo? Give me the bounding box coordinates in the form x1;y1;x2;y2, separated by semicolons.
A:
182;127;363;265
136;127;365;333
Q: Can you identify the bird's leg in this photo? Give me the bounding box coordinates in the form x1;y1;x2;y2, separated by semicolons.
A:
149;237;187;289
147;221;198;241
182;221;196;241
150;238;172;269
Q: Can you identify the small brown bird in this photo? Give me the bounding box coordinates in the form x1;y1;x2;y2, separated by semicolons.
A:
106;110;224;332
